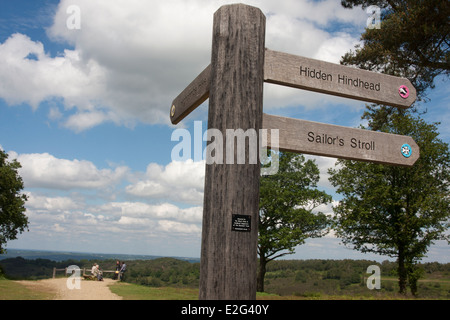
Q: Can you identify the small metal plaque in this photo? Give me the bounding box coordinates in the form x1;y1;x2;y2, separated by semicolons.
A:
232;214;251;232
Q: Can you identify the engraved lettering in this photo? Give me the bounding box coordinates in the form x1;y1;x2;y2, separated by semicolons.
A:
338;74;380;91
299;66;332;82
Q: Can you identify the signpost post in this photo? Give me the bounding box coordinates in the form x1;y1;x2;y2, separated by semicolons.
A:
169;3;419;300
198;4;265;300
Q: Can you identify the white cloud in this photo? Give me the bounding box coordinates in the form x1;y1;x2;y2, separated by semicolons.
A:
0;0;365;131
52;223;66;233
22;190;203;251
46;0;220;130
26;193;80;211
158;220;201;234
9;146;204;218
97;201;202;222
0;33;105;112
305;155;340;192
63;110;116;133
314;32;360;63
117;216;154;227
257;0;366;27
126;160;205;205
16;152;129;190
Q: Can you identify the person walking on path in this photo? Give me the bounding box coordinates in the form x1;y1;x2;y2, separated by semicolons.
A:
113;260;121;280
119;262;126;281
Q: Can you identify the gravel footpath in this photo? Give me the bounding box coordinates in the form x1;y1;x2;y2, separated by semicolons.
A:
18;278;122;300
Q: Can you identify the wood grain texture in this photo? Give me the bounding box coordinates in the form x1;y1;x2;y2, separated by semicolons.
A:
264;49;417;108
199;4;265;300
263;113;420;166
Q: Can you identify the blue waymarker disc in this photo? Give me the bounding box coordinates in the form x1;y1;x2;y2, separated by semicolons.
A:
401;144;412;158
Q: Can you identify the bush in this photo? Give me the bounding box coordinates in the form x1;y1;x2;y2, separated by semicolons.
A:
294;291;321;298
0;265;5;279
295;270;308;283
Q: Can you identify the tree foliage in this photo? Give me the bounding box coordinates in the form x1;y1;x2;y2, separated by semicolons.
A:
0;149;28;254
341;0;449;101
257;152;332;291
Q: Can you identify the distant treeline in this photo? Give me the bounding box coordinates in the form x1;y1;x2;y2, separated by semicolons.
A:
0;257;106;280
1;256;448;282
0;256;200;283
0;249;194;263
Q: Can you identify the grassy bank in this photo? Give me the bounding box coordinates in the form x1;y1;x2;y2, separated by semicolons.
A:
109;282;199;300
1;278;448;300
107;281;447;300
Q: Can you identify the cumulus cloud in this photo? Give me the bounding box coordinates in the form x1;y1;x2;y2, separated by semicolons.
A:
16;152;129;190
46;0;219;130
0;33;105;110
10;147;205;206
7;148;337;251
24;194;202;244
126;159;205;205
0;0;365;132
9;147;204;246
26;193;81;211
97;201;202;222
158;220;201;234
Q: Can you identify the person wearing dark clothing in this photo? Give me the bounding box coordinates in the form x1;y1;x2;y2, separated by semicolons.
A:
113;260;121;280
119;262;127;281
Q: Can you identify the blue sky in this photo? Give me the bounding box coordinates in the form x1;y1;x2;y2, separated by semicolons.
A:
0;0;448;263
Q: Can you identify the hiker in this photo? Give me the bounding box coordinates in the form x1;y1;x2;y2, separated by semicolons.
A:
113;260;121;280
119;262;126;281
97;264;104;281
91;263;99;277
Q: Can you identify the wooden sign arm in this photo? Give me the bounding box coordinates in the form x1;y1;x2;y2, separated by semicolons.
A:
263;113;420;167
170;64;211;124
264;49;417;109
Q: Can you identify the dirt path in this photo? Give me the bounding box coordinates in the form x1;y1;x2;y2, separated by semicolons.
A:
18;278;122;300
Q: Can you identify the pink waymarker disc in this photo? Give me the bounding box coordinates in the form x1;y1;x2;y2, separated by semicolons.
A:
399;85;409;99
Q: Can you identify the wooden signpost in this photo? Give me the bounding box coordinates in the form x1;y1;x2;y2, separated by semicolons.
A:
170;3;419;300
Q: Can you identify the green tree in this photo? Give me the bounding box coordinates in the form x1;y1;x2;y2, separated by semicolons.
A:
331;0;450;296
328;113;450;295
257;152;331;292
0;149;28;254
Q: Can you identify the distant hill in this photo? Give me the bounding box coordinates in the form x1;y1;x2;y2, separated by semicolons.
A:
0;248;200;263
